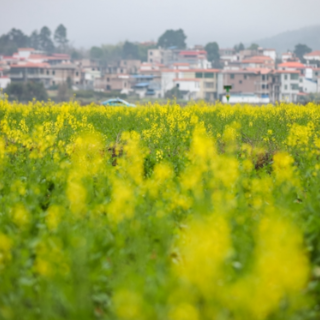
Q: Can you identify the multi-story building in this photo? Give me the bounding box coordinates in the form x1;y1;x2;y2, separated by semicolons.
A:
161;68;222;101
277;70;300;102
223;68;280;103
50;63;82;86
9;62;52;87
148;48;173;65
241;56;275;69
304;51;320;67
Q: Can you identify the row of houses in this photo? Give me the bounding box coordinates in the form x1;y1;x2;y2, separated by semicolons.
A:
1;47;320;103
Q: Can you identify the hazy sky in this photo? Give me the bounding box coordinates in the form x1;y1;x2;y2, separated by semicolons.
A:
1;0;320;48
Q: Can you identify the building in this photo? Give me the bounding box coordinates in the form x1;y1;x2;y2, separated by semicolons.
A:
223;68;280;103
161;68;222;101
50;63;82;86
0;76;10;89
276;70;300;102
303;51;320;67
281;52;299;63
277;62;306;75
148;48;173;65
262;49;277;61
9;62;52;87
172;50;211;69
241;56;275;69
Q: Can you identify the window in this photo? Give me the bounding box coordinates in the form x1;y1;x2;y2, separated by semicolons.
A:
107;78;110;82
230;74;235;79
40;69;43;74
285;85;288;90
150;59;153;62
47;71;49;75
124;82;127;88
284;75;288;80
239;80;242;84
290;73;299;80
204;72;214;78
291;84;299;90
76;72;79;76
262;84;265;89
244;75;247;80
52;71;55;75
106;85;111;90
149;51;153;56
196;72;203;78
262;75;265;81
316;72;319;76
120;69;123;73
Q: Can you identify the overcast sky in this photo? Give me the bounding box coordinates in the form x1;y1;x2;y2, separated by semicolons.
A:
1;0;320;48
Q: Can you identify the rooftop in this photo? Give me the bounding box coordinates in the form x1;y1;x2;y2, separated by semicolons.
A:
278;62;306;69
304;51;320;57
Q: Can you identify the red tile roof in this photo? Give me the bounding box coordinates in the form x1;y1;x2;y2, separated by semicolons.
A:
304;51;320;57
242;56;273;64
223;68;272;74
18;48;35;51
278;62;305;69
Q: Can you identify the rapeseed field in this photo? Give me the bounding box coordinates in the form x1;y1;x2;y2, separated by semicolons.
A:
0;100;320;320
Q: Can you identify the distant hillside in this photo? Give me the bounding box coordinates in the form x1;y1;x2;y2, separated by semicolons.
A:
254;25;320;55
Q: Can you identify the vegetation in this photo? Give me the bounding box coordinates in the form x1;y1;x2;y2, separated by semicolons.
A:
0;101;320;319
0;24;69;55
5;82;48;102
294;44;312;63
157;29;187;49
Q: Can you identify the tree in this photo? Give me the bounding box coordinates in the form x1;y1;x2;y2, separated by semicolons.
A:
54;24;68;51
234;42;245;53
122;41;139;59
29;31;40;50
0;28;30;55
157;29;187;49
248;43;259;50
39;26;55;54
6;82;48;102
205;42;220;63
90;46;104;60
294;44;312;62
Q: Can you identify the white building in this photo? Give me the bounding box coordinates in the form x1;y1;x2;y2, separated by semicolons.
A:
304;51;320;66
173;78;200;100
263;49;276;61
0;76;10;89
299;77;318;94
277;70;300;102
148;48;173;65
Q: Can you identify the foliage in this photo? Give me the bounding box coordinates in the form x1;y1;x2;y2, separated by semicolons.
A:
248;43;259;50
0;101;320;319
294;44;312;62
205;42;220;63
0;28;30;55
39;26;55;54
157;29;187;49
5;82;48;102
54;24;68;51
164;86;184;100
234;42;245;53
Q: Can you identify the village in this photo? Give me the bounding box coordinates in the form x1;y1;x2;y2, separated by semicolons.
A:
1;45;320;104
